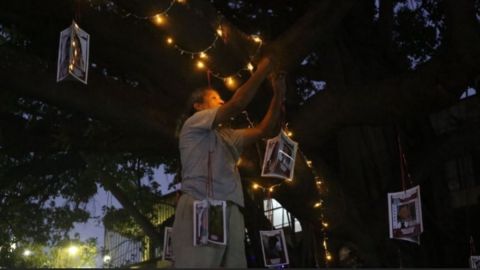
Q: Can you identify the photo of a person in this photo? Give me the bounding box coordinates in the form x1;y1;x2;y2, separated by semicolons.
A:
278;139;294;176
260;229;289;267
397;202;416;229
194;201;209;246
265;236;283;263
70;31;86;79
263;140;280;175
471;256;480;269
261;130;298;180
208;201;226;244
163;227;173;261
57;28;71;81
56;21;89;84
388;185;423;244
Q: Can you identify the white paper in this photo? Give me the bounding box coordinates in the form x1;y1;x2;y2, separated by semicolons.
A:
207;199;227;245
57;20;90;84
259;229;289;267
193;200;209;246
261;130;298;180
387;185;423;244
471;256;480;269
193;199;227;246
162;227;173;261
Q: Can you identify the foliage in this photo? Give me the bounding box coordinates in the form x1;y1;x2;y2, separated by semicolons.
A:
393;0;443;68
211;0;309;38
49;237;97;268
0;236;97;268
0;94;170;251
102;207;145;239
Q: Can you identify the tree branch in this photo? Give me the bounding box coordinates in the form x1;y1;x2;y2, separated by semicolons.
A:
291;0;480;151
99;175;162;241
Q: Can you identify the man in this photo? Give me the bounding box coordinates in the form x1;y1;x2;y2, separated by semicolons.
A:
172;56;286;268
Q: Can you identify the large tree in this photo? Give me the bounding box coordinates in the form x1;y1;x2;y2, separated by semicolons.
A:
1;0;479;267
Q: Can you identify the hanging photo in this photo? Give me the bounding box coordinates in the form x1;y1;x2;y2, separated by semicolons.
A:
57;20;90;84
162;227;173;261
261;129;298;180
193;199;227;246
259;229;289;267
387;185;423;244
471;256;480;269
193;200;209;246
207;199;227;245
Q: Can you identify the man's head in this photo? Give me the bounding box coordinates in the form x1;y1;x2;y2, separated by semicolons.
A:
190;88;225;112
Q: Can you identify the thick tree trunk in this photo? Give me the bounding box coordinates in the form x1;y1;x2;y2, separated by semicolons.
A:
333;126;399;266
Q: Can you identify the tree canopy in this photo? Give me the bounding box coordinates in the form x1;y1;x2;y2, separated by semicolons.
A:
1;0;479;267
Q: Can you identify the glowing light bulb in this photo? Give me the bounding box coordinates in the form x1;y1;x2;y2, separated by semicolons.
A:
247;62;254;71
286;131;293;137
225;76;237;89
177;0;185;3
199;52;208;59
252;35;262;43
216;27;223;37
306;160;313;167
314;201;322;208
153;14;165;25
23;249;32;257
322;222;329;228
285;178;293;182
253;183;259;190
196;60;205;69
103;255;111;263
166;37;174;45
326;254;332;261
269;187;274;192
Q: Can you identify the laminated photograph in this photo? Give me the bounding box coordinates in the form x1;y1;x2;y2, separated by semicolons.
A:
471;256;480;269
193;199;227;246
388;185;423;244
162;227;173;261
207;199;227;245
260;229;289;267
57;20;90;84
193;200;209;246
261;130;298;180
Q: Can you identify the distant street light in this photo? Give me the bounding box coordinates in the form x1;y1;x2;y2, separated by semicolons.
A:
23;249;32;257
67;246;79;256
103;255;111;264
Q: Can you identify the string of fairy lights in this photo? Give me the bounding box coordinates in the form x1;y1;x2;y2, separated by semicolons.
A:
248;126;333;266
87;0;263;89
